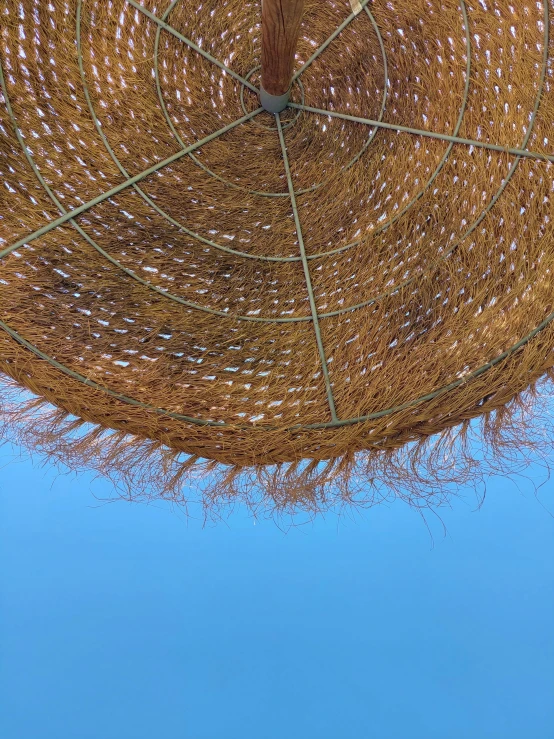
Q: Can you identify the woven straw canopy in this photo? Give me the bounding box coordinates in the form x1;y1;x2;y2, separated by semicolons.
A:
1;0;554;511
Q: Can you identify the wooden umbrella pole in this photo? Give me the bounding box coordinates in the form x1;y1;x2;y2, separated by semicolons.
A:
260;0;305;112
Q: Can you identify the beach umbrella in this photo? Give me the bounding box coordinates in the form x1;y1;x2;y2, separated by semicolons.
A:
1;0;553;511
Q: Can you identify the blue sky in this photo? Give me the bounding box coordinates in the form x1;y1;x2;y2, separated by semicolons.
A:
1;443;553;739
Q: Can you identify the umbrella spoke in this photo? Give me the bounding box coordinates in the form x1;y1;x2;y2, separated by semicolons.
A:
126;0;259;93
292;0;371;82
0;108;262;260
276;114;338;422
289;103;554;163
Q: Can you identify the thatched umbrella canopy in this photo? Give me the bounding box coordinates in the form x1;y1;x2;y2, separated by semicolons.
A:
1;0;553;513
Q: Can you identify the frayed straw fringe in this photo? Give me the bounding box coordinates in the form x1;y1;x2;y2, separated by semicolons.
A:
2;372;553;519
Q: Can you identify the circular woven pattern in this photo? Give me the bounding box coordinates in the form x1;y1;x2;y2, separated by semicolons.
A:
1;0;554;508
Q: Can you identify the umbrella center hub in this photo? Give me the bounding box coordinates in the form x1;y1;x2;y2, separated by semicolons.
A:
259;86;290;113
240;67;304;130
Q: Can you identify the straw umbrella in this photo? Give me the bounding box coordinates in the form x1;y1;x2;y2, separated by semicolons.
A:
1;0;553;512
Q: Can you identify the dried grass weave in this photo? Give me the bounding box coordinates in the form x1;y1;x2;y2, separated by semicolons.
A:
1;0;554;512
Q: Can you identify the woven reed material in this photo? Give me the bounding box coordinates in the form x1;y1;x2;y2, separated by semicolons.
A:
1;0;554;510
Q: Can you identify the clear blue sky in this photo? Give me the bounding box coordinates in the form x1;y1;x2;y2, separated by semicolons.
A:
1;443;553;739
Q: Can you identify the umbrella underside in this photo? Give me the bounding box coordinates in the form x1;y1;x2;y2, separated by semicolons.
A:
1;0;553;507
